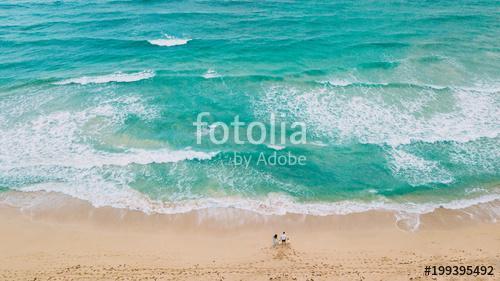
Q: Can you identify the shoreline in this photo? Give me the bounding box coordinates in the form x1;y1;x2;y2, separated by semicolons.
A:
0;190;499;280
3;187;500;219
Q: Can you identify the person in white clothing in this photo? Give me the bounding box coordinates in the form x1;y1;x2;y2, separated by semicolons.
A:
280;231;287;245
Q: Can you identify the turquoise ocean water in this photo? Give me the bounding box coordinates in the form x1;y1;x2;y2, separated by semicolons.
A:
0;1;499;216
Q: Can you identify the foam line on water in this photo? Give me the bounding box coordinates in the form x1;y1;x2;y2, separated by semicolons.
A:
387;148;453;186
0;95;216;170
256;83;500;146
54;70;155;85
3;186;499;219
202;68;221;79
148;34;190;47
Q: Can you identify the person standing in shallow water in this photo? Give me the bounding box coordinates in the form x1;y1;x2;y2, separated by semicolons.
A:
272;234;278;247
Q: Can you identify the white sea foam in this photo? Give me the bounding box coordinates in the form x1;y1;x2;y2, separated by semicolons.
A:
256;83;500;147
202;68;220;79
1;147;216;170
448;139;500;174
322;78;355;87
254;82;499;186
148;35;190;47
2;187;499;228
266;144;285;150
387;148;453;186
54;70;155;85
0;95;215;170
319;79;448;90
394;212;421;232
309;141;328;147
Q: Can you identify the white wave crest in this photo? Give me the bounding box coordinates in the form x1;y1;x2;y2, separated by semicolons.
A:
2;188;499;225
148;35;190;47
388;148;453;186
256;82;500;147
266;144;285;150
0;94;216;170
54;70;155;85
319;79;448;90
202;68;220;79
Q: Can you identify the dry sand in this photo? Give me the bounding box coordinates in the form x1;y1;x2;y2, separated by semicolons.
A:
0;191;499;281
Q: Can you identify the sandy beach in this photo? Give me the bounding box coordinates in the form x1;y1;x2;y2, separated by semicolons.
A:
2;0;499;280
0;191;498;281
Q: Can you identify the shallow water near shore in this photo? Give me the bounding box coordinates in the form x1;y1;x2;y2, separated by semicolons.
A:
0;0;499;217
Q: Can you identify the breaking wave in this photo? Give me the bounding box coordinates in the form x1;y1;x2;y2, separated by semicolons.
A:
54;70;155;85
148;35;190;47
